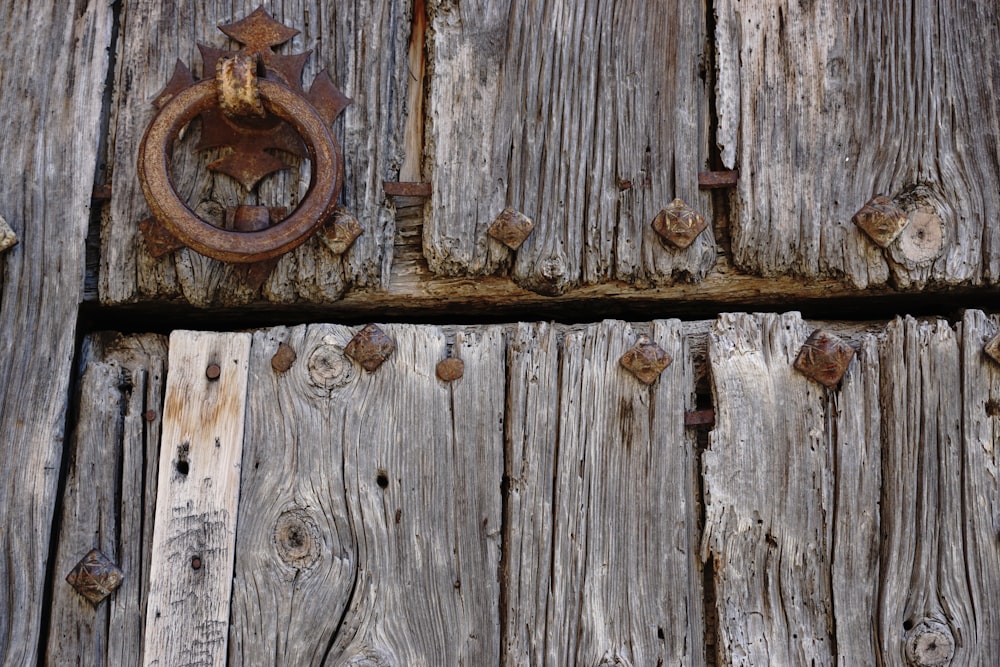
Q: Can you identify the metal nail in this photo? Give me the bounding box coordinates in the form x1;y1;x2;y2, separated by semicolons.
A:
985;332;1000;366
620;335;672;385
852;194;908;248
206;364;222;381
436;358;465;382
794;329;855;388
652;198;707;250
271;342;298;373
66;549;124;604
345;324;395;372
487;208;535;251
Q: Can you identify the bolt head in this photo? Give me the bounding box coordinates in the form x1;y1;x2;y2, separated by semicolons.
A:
985;332;1000;366
620;335;672;385
652;198;707;249
487;208;535;250
318;207;363;255
205;364;221;380
345;324;395;372
436;358;465;382
794;329;855;388
271;342;298;373
66;549;123;604
852;194;908;248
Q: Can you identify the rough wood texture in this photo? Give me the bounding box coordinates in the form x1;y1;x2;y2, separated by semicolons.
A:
101;0;412;307
45;334;167;666
143;331;251;665
425;0;714;296
0;1;113;663
716;1;1000;289
504;321;704;665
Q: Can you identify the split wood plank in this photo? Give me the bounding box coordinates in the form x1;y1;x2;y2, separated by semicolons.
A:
0;1;114;663
425;0;714;296
45;334;168;666
329;324;504;665
101;0;412;307
959;310;1000;663
703;312;881;665
504;320;704;665
716;1;1000;289
143;331;251;666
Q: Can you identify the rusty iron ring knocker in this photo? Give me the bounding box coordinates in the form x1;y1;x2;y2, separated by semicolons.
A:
138;77;342;263
135;6;353;268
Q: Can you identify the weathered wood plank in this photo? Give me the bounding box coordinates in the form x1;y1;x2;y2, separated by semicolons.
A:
425;0;714;296
703;312;881;665
504;320;704;665
716;1;1000;289
959;310;1000;664
143;331;251;666
101;0;412;307
45;334;168;666
0;1;114;662
329;324;504;665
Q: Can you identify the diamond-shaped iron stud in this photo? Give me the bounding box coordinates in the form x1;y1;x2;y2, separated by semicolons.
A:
620;335;672;385
345;324;395;372
794;329;855;388
652;198;707;250
985;332;1000;366
66;549;123;604
487;208;535;250
852;195;908;248
317;207;363;255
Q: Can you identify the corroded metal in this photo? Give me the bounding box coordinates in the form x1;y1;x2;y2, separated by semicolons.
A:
985;332;1000;366
698;170;739;189
436;358;465;382
383;181;433;197
66;549;124;604
794;329;855;388
271;342;298;373
317;207;363;255
852;194;908;248
487;208;535;251
137;6;352;266
620;335;672;385
652;198;707;250
345;324;396;372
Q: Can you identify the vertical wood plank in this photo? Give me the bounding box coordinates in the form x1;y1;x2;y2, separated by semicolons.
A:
716;1;1000;289
425;0;714;295
0;1;114;662
101;0;412;306
330;324;504;665
45;334;168;666
505;320;704;665
959;310;1000;664
143;331;251;666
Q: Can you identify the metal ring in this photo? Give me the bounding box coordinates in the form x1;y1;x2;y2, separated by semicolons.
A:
137;78;343;263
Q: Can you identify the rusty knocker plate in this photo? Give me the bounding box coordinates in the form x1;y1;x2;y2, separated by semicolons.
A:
137;6;352;266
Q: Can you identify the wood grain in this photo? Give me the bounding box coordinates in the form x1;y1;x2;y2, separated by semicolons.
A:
101;0;412;307
45;334;168;666
425;0;714;296
143;331;251;666
716;1;1000;289
0;1;114;663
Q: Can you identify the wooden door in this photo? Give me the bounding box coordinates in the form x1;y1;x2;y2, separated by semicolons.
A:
1;0;999;665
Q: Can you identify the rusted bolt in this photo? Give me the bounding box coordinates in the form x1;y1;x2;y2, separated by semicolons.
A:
620;335;672;385
206;364;222;381
317;207;363;255
436;358;465;382
652;198;707;249
65;549;124;604
794;329;855;388
271;342;298;373
191;555;202;570
143;410;157;422
345;324;395;372
984;332;1000;366
0;214;19;254
487;208;535;251
852;195;908;248
904;620;954;666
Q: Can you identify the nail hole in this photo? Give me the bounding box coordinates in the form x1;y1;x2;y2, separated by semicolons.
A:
176;442;190;477
191;556;202;570
376;472;389;489
903;619;914;631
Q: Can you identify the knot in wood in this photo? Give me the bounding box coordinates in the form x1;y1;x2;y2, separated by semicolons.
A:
345;324;396;372
487;207;535;251
307;342;357;389
852;194;908;248
619;335;672;385
344;647;395;667
652;198;707;250
273;509;321;570
904;620;955;666
793;329;855;388
65;548;124;605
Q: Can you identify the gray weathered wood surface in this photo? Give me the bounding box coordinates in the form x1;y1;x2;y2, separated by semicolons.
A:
101;0;412;307
716;0;1000;289
45;334;168;666
425;0;714;295
0;2;114;663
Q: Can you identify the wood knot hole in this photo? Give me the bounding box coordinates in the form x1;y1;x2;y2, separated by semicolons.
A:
175;442;190;477
376;471;389;489
307;342;357;390
273;509;320;570
904;620;954;666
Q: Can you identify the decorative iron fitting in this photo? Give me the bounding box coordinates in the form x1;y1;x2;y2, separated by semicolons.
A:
620;335;672;385
66;549;124;605
794;329;855;388
652;198;707;250
345;324;396;372
852;194;908;248
488;208;535;251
